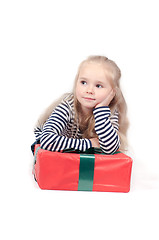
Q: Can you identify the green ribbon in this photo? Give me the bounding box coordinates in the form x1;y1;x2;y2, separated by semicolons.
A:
33;146;41;175
78;154;95;191
63;148;121;191
34;146;41;165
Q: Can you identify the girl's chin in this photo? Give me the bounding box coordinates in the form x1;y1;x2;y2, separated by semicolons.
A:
82;103;96;108
81;105;96;114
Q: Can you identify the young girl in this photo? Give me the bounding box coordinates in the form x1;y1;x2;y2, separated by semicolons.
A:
34;55;129;154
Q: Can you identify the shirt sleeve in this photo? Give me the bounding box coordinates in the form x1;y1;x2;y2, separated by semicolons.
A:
40;101;92;152
34;127;42;141
93;106;120;154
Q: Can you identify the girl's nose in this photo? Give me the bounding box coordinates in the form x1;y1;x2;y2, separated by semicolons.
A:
86;85;94;94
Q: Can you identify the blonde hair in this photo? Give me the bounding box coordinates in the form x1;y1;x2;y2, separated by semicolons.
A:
35;55;129;152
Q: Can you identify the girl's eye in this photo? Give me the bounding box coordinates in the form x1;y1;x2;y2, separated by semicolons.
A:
96;84;103;88
81;81;87;85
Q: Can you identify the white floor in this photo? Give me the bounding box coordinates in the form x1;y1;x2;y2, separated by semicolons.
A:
1;149;159;240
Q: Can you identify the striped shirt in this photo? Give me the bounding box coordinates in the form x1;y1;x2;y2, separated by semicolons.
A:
34;93;120;154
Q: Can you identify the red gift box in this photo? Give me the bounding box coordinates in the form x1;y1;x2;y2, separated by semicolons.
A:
33;144;132;192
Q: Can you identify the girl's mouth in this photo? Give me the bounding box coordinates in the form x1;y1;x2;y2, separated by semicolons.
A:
83;97;95;101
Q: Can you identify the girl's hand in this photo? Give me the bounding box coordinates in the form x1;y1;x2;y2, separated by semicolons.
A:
90;138;100;148
95;89;115;108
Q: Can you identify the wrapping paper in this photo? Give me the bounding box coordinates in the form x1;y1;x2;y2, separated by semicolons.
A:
33;144;132;192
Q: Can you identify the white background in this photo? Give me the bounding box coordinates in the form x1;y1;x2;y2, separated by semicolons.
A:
1;0;159;239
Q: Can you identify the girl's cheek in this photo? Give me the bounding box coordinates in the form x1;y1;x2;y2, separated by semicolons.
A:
96;90;109;102
78;84;83;91
76;84;82;93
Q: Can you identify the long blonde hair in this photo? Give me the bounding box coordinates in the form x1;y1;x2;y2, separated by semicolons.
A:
35;55;129;152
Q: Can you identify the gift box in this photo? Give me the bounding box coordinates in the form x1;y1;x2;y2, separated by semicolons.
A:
33;144;132;192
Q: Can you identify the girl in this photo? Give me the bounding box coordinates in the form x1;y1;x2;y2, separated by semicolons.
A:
34;55;129;154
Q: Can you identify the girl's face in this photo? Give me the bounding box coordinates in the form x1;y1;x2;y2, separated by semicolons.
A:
75;62;113;114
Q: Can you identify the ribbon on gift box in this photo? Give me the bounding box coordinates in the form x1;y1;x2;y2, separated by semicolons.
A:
33;146;120;191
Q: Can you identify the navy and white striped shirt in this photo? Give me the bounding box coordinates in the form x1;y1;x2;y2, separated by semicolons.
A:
34;93;120;154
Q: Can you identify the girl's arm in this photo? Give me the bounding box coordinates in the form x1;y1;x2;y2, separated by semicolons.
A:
93;106;120;154
40;102;92;152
